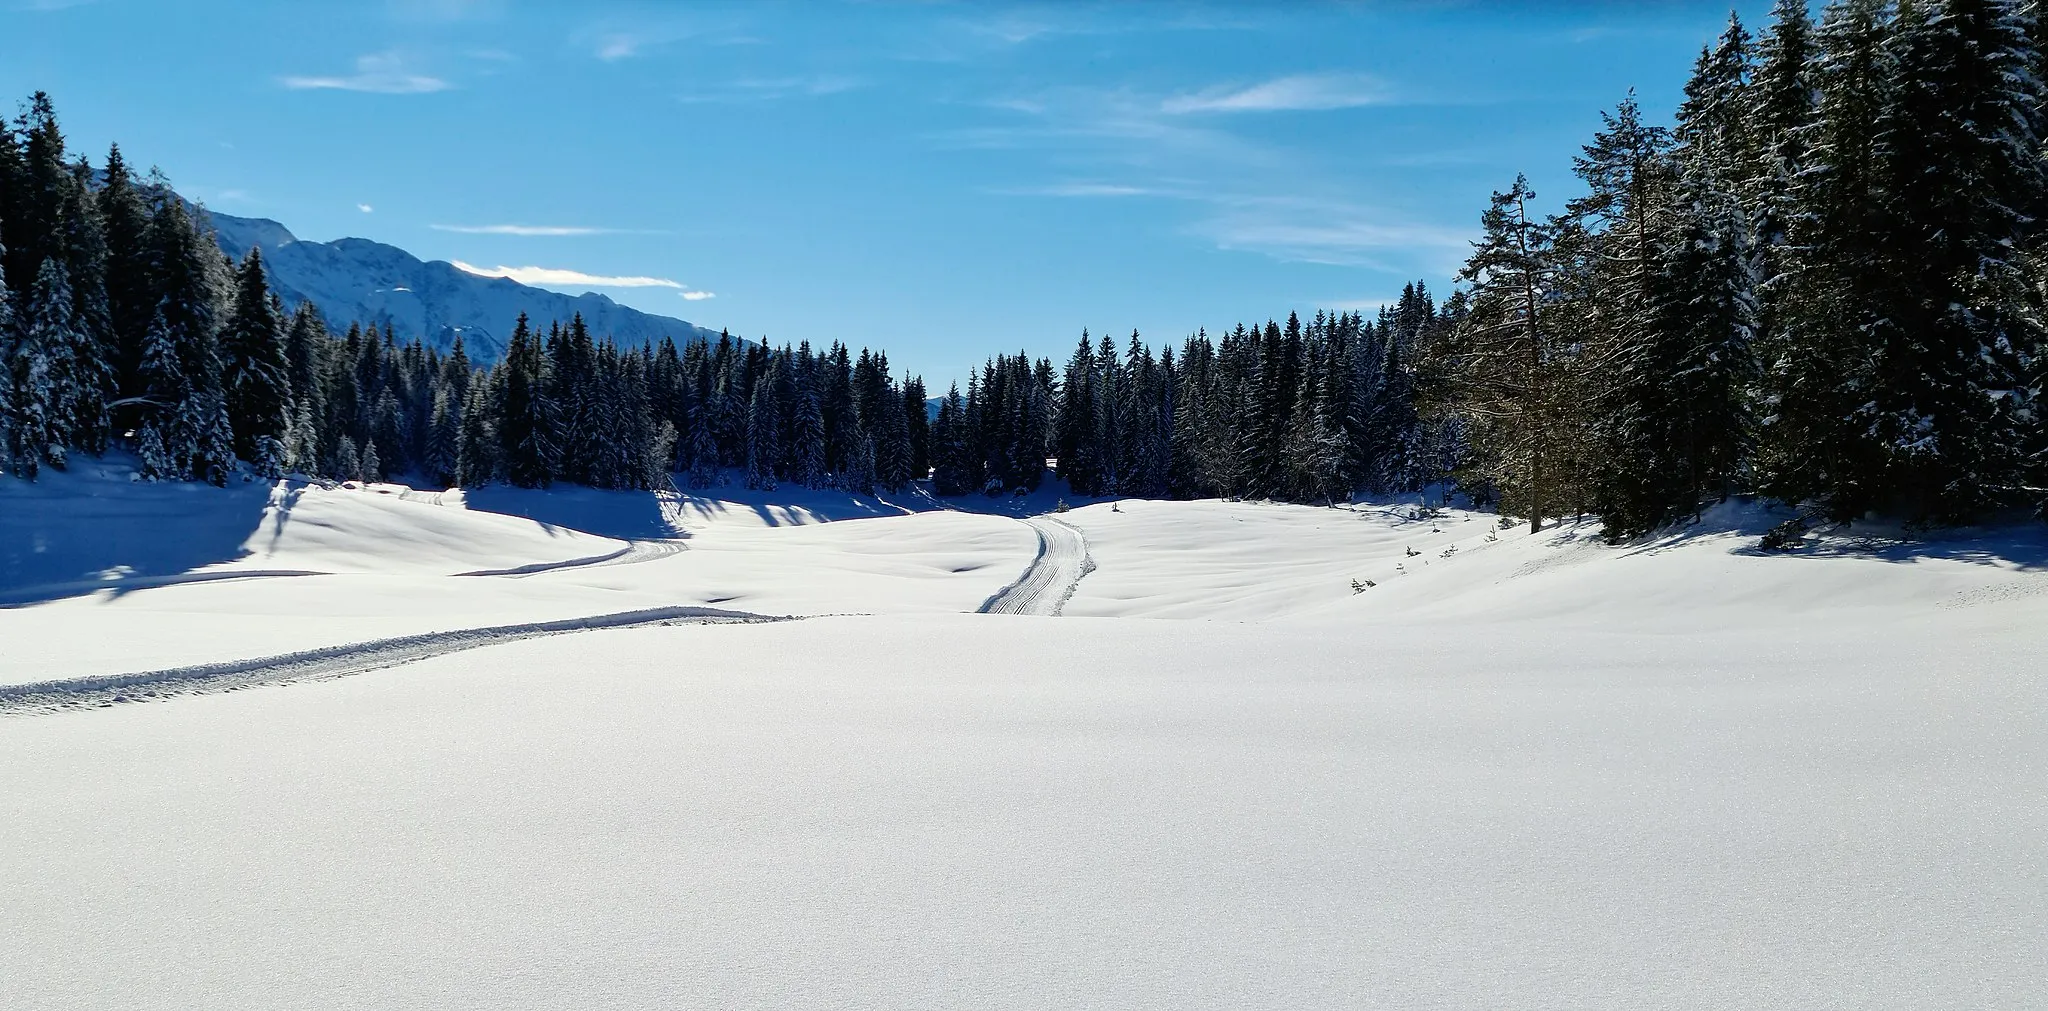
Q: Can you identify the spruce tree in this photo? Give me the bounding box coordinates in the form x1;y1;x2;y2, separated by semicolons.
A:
426;384;460;487
745;374;780;491
1760;0;1897;519
874;374;913;491
10;258;81;475
931;383;971;495
843;428;876;495
1861;0;2046;515
456;381;494;486
1453;176;1568;531
220;248;291;460
98;144;154;406
136;419;172;481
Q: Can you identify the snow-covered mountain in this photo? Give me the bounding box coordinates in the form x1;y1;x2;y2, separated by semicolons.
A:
204;210;724;362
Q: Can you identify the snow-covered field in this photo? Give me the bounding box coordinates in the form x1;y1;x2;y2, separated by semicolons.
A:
4;464;2046;1008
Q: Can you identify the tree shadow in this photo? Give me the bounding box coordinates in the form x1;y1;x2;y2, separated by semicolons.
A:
0;467;278;607
462;485;689;540
1618;500;2048;572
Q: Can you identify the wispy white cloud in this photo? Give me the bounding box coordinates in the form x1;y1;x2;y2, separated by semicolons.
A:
1162;73;1388;114
677;75;863;103
679;290;715;301
1195;197;1470;269
581;18;746;62
903;8;1262;62
281;52;450;94
961;77;1468;270
434;223;619;236
1006;182;1161;198
595;33;644;61
357;203;374;213
451;260;682;289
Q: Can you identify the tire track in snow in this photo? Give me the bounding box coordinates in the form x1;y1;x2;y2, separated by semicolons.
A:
0;605;788;717
978;516;1095;616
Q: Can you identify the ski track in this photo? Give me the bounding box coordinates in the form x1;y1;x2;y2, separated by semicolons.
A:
0;606;788;717
978;516;1095;616
453;538;687;577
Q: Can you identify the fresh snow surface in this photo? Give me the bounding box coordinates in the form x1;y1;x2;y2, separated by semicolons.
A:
4;469;2047;1009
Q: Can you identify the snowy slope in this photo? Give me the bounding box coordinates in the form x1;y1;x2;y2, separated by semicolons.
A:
0;466;1032;680
205;209;724;361
1054;497;2048;628
4;477;2047;1008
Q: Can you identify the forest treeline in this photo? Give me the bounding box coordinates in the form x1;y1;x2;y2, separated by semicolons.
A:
4;0;2048;539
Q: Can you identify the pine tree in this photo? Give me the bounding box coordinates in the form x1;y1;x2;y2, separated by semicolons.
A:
192;391;234;486
1753;0;1899;519
781;369;820;489
285;400;320;475
457;380;495;486
10;258;81;475
843;428;876;495
335;434;361;482
1747;0;1818;242
1452;176;1570;532
426;384;460;487
1859;0;2046;515
251;434;285;480
98;144;155;408
745;373;780;491
137;305;190;475
688;407;719;489
1053;331;1100;493
931;382;972;495
874;374;913;491
135;419;172;481
904;375;930;479
220;248;291;461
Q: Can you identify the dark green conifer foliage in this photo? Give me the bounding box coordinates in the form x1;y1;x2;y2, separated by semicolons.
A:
220;248;291;459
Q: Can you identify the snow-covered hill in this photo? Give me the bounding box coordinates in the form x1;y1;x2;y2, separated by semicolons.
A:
205;209;725;361
4;472;2046;1008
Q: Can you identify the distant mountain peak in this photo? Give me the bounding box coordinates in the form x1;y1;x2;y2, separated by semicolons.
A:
201;207;723;362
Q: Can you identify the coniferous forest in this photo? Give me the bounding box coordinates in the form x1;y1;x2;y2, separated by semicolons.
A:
5;1;2048;540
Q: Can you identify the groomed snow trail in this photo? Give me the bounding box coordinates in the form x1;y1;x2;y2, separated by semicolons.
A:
978;516;1095;616
0;605;785;716
453;538;687;577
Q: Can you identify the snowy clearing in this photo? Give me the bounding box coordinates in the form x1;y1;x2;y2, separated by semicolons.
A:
4;470;2047;1008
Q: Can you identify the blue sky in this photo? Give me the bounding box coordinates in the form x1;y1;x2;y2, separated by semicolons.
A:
5;0;1771;388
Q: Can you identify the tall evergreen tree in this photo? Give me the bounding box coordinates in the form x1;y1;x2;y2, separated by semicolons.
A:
9;258;81;475
1452;176;1571;531
219;248;291;460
